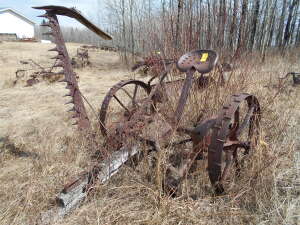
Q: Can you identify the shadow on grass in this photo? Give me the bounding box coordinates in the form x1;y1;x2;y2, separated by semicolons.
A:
0;136;39;159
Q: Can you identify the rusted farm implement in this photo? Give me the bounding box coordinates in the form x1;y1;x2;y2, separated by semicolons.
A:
34;5;262;221
15;58;61;86
14;48;89;87
279;72;300;86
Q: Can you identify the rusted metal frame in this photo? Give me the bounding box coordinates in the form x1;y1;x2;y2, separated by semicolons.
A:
164;118;217;194
207;95;246;185
207;93;261;194
173;68;196;125
236;106;255;136
221;107;240;184
219;147;236;183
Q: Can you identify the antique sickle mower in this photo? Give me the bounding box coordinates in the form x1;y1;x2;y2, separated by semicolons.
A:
33;6;261;219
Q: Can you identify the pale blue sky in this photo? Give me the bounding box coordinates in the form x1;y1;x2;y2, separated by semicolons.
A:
0;0;105;27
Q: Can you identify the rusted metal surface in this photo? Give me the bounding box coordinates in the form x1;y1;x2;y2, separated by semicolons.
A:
71;48;90;68
33;5;112;40
177;50;218;73
28;14;263;219
14;59;63;87
34;6;112;130
100;49;222;144
99;79;151;136
50;91;261;210
43;12;91;129
207;93;261;193
165;94;261;195
173;69;195;124
132;55;175;77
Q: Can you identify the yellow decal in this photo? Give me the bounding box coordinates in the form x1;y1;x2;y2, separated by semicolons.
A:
200;53;208;62
259;140;268;147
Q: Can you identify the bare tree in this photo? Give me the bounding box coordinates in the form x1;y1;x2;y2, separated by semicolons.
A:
276;0;288;47
249;0;260;51
229;0;239;50
283;0;299;49
235;0;248;57
267;0;278;47
175;0;184;49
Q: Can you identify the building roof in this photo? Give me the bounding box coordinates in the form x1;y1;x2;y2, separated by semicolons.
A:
0;8;35;25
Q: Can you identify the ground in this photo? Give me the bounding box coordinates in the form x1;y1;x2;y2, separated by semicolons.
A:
0;42;299;225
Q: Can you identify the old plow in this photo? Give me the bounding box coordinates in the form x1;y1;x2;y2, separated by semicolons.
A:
33;5;261;223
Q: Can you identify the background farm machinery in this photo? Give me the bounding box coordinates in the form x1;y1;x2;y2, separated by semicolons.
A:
32;5;265;222
14;46;90;87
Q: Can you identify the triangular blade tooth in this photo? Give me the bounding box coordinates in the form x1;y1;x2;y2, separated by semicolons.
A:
63;93;71;97
72;121;78;126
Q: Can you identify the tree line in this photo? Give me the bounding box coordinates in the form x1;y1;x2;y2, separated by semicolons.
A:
36;0;300;62
105;0;300;61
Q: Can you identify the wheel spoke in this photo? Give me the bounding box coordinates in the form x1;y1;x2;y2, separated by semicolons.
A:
119;85;141;107
132;84;138;105
113;94;130;113
120;87;133;100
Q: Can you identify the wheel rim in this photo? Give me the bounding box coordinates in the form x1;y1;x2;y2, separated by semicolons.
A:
99;80;151;137
207;93;261;194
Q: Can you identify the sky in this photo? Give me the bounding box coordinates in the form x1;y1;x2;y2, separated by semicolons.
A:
0;0;105;28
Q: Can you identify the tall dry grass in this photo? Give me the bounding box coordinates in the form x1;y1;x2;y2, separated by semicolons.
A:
0;42;299;225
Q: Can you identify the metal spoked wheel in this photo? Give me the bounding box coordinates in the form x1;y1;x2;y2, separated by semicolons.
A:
208;93;261;194
99;79;151;137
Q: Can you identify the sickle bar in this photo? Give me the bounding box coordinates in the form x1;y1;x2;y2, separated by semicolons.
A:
35;8;91;129
33;5;112;40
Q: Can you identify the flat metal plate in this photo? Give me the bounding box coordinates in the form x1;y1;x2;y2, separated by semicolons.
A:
177;50;218;74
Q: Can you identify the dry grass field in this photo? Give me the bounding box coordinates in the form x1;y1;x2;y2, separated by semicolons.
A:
0;41;299;225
